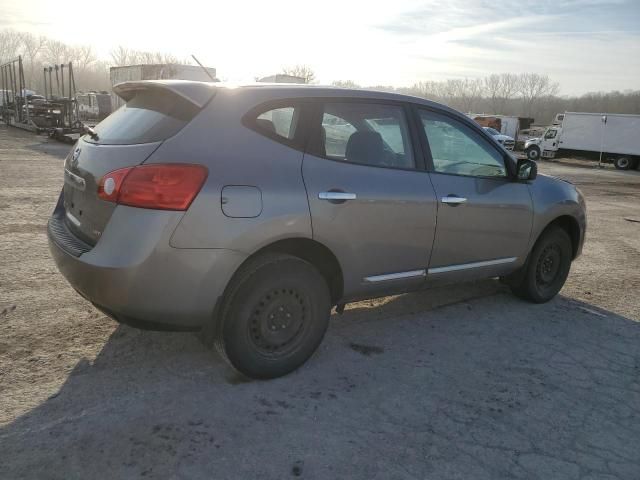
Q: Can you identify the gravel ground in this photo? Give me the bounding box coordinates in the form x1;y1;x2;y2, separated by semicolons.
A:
1;124;639;479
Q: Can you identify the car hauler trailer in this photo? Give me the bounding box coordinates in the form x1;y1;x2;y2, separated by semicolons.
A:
524;112;640;170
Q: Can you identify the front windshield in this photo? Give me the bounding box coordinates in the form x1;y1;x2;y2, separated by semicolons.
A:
484;127;500;136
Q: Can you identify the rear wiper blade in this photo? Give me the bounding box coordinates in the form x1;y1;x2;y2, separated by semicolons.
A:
82;124;99;140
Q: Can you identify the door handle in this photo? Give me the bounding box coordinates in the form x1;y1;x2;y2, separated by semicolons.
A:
319;191;357;202
441;195;467;206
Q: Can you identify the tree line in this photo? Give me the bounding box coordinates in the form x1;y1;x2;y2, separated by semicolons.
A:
2;29;639;125
333;74;640;125
0;29;187;95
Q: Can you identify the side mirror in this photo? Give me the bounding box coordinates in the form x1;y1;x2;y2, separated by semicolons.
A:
516;158;537;181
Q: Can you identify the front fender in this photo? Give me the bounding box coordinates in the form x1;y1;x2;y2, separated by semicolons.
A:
528;175;587;257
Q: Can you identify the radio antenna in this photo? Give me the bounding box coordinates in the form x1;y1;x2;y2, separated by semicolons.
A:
191;54;216;82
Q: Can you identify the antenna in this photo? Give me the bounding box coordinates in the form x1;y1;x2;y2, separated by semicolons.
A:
191;55;216;82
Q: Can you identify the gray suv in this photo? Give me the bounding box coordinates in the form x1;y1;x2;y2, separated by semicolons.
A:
48;81;586;379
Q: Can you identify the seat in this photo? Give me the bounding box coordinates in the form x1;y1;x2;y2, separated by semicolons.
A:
256;118;276;134
345;131;385;166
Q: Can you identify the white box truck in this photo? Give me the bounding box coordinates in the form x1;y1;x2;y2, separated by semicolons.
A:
524;112;640;170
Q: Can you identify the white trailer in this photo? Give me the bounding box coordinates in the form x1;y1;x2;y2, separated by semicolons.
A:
524;112;640;170
109;64;218;110
258;74;305;83
469;114;521;139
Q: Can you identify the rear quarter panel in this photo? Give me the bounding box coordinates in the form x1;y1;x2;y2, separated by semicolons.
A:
148;89;312;252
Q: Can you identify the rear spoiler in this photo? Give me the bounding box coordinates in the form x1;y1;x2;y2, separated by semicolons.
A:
113;80;217;108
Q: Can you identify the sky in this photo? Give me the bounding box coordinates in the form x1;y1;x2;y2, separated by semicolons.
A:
1;0;639;95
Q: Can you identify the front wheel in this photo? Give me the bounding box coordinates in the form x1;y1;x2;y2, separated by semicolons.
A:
215;253;331;379
526;145;541;161
508;226;572;303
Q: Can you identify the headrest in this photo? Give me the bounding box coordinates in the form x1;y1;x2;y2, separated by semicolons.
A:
256;118;276;134
346;131;384;164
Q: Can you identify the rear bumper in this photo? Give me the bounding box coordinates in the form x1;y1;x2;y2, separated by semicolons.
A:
48;202;247;330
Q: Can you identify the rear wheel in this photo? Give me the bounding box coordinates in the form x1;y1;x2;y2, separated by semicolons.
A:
526;145;541;161
215;253;331;379
508;226;572;303
613;156;633;170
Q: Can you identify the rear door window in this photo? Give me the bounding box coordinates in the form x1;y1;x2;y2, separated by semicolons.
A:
88;89;200;145
312;102;415;169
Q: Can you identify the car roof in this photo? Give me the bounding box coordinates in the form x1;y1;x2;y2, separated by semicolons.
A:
113;79;464;118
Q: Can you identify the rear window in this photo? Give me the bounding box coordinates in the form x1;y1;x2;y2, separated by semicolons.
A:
87;89;200;145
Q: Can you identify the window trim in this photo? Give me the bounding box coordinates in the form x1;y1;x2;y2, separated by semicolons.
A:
305;98;426;172
411;104;516;180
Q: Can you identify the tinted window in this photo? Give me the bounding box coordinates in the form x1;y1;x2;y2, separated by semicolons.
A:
254;106;299;140
89;89;200;145
420;110;506;178
314;103;414;169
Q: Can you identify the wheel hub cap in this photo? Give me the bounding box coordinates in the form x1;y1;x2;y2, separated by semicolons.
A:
249;288;307;355
536;244;561;286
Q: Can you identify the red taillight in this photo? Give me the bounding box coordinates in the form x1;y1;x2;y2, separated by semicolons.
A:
98;164;208;211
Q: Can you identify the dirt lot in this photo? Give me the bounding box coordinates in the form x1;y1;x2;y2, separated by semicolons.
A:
1;124;639;479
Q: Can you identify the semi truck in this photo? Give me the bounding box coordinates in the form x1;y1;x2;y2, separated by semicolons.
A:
524;112;640;170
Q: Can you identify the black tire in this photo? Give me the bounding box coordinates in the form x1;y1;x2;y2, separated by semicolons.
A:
613;156;632;170
214;253;331;379
526;145;541;161
508;226;572;303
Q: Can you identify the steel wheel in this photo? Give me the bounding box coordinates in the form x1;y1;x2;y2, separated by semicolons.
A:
527;146;541;161
509;226;572;303
535;243;562;289
215;253;331;379
613;156;631;170
248;287;309;357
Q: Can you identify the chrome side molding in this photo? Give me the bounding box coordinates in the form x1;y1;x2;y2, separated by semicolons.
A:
364;269;426;283
428;257;517;274
364;257;517;283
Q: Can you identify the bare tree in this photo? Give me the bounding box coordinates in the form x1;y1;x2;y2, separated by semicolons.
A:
110;46;132;66
438;79;484;112
519;73;560;117
331;80;360;89
462;78;485;113
407;81;446;101
110;46;186;66
484;74;503;113
281;65;316;84
18;33;46;88
73;45;97;71
483;73;520;114
0;29;23;63
43;39;70;65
